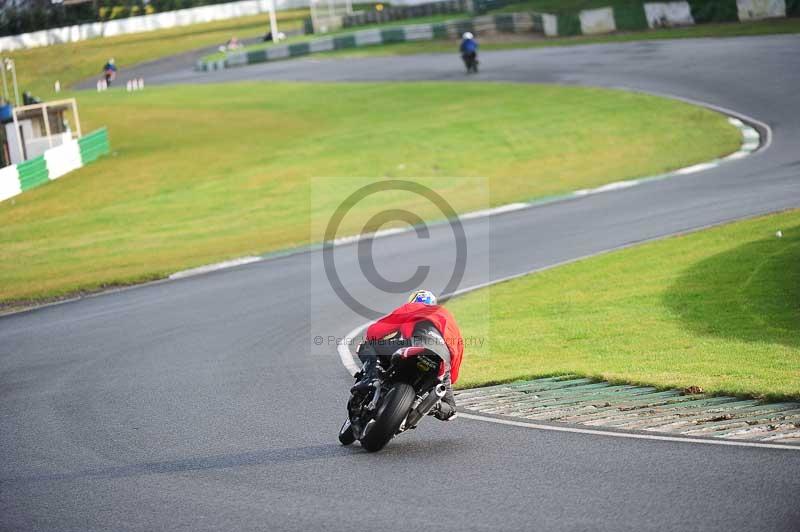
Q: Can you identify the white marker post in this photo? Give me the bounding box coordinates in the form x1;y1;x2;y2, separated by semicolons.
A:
268;0;279;42
4;58;20;105
310;0;319;33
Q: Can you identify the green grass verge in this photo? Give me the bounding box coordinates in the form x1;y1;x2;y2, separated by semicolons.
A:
4;10;309;98
320;17;800;59
0;82;739;304
449;210;800;401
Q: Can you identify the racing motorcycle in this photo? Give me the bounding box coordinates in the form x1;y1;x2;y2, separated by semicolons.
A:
338;344;450;452
462;52;478;74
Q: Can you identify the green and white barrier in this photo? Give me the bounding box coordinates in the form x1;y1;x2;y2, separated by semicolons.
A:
547;0;797;36
199;0;797;71
644;2;696;28
737;0;787;20
0;128;110;203
198;13;544;71
0;165;21;202
579;7;616;34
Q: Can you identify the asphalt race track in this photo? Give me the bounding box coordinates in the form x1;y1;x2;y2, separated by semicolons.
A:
4;35;800;531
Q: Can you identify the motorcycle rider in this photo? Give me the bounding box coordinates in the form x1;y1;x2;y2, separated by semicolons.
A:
353;289;463;421
460;31;479;73
102;58;117;87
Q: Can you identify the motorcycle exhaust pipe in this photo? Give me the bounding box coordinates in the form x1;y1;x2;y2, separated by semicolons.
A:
404;383;448;430
417;383;447;415
433;383;447;399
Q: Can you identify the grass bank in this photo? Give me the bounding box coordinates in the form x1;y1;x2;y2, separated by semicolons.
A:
202;13;466;61
3;10;308;98
0;82;739;305
450;210;800;401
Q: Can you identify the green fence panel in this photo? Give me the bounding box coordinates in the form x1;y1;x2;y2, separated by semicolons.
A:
454;19;474;35
246;49;267;64
17;156;49;192
472;0;516;15
614;5;648;30
493;13;516;32
786;0;800;15
333;35;357;49
557;13;581;36
531;13;544;32
288;43;311;57
689;0;738;23
380;27;406;43
432;23;448;39
78;128;111;165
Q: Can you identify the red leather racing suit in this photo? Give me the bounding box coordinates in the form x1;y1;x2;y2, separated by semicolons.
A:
364;302;464;384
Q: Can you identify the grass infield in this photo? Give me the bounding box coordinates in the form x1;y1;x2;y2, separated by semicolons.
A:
4;10;309;98
450;210;800;401
0;82;739;305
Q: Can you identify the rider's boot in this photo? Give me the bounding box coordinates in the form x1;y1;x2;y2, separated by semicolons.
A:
350;356;381;394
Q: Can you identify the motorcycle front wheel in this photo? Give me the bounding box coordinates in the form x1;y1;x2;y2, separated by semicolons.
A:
338;418;356;445
360;383;416;452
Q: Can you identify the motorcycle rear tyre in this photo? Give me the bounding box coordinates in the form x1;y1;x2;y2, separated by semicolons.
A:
360;383;416;452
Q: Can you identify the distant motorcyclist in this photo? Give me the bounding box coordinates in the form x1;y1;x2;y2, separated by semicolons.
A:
460;31;479;74
353;289;463;420
102;58;117;87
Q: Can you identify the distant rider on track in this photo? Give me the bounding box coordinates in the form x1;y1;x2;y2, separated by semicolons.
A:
460;31;479;74
353;289;463;420
102;58;117;87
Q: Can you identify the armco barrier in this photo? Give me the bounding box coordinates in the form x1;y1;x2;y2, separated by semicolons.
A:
0;128;110;203
199;13;544;71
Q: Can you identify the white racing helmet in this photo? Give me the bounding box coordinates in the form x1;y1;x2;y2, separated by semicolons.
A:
408;289;437;306
462;32;473;40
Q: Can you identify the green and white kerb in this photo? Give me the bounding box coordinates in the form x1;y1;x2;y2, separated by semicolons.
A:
0;128;110;203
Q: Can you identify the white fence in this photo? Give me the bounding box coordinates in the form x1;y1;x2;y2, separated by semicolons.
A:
1;0;274;52
0;0;447;52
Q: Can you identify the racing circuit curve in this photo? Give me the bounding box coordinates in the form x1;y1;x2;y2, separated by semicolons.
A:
2;34;800;531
